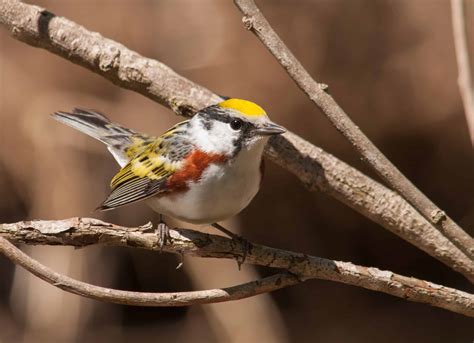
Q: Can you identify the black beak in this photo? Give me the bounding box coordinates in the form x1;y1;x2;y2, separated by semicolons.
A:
254;122;286;136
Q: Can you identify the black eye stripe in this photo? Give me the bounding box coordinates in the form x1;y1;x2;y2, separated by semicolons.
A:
199;106;255;132
199;106;234;123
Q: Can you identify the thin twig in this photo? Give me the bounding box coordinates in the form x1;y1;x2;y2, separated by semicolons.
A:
451;0;474;146
0;0;472;281
233;0;474;260
0;218;473;316
0;237;299;306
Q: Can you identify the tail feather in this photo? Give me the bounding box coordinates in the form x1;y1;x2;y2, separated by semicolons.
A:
52;108;150;166
52;108;136;146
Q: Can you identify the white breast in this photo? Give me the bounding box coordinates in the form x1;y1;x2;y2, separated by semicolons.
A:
146;140;266;224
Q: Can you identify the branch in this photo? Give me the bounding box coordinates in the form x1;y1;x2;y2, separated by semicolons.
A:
0;237;299;306
451;0;474;146
265;134;474;282
0;0;473;281
233;0;474;260
1;218;473;316
0;0;221;117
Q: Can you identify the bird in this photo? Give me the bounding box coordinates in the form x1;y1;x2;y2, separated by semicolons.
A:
52;98;285;245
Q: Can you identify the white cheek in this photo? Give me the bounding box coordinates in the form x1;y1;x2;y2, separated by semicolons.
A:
191;121;238;154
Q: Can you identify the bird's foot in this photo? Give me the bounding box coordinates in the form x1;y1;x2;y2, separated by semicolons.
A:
156;219;171;250
212;223;252;269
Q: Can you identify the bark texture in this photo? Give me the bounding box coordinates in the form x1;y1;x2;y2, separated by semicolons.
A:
1;218;473;316
0;0;472;280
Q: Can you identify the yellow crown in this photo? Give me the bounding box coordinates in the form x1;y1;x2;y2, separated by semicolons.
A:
218;98;267;117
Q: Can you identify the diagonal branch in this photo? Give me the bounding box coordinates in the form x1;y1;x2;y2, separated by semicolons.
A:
0;0;473;281
233;0;474;260
0;218;473;316
451;0;474;146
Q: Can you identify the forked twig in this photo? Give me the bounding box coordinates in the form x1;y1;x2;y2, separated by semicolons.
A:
0;218;473;316
0;0;472;280
0;237;300;306
0;0;473;314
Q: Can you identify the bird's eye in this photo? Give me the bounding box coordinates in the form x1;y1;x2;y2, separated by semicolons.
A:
230;119;243;130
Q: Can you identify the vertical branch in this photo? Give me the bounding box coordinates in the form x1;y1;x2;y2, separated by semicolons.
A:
451;0;474;146
233;0;474;260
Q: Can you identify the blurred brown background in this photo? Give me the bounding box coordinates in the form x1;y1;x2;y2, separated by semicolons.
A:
1;0;473;342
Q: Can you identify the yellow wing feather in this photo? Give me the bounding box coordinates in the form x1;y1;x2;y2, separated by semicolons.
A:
98;120;190;210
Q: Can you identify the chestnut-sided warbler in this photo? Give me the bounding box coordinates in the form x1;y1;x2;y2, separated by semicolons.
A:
53;99;285;237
